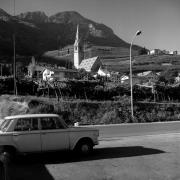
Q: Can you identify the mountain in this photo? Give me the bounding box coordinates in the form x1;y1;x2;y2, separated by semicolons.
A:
0;9;143;59
49;11;89;24
0;8;12;21
17;11;49;23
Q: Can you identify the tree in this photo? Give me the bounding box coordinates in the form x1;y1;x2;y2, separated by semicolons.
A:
77;69;94;80
157;70;178;85
139;47;148;55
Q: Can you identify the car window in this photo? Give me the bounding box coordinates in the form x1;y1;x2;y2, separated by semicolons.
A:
31;118;39;130
41;117;56;130
0;119;12;132
14;118;39;131
53;117;65;129
41;117;65;130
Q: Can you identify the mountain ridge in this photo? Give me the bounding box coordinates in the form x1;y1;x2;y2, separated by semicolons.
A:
0;8;13;21
0;8;143;58
17;11;49;23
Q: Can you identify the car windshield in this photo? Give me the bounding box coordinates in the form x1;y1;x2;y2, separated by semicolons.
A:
0;119;12;132
0;119;4;126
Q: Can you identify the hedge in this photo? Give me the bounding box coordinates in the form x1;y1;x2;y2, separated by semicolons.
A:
1;95;180;125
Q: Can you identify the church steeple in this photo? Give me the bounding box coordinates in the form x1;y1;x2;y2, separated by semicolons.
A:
74;25;82;69
74;24;79;46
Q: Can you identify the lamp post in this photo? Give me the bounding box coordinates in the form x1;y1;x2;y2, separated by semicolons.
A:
130;30;142;119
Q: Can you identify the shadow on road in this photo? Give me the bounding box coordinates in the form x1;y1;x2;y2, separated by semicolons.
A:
0;162;5;180
25;146;165;164
1;146;165;180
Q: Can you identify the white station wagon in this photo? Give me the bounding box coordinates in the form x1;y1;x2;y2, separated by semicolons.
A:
0;114;99;157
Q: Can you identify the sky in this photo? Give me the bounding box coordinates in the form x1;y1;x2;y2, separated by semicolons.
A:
1;0;180;51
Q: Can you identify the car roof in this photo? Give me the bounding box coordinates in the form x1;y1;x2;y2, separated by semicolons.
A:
4;114;59;120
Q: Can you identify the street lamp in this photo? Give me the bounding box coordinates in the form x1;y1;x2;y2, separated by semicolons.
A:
130;30;142;119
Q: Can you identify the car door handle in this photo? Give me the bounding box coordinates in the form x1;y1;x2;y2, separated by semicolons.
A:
42;132;46;135
13;134;19;136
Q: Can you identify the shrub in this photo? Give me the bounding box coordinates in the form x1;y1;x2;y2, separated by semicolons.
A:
0;99;29;119
1;96;180;125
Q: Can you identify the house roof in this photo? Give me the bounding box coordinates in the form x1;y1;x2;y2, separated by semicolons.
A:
137;71;152;77
79;56;101;72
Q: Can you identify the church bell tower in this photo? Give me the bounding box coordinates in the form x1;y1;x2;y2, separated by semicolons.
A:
74;25;82;69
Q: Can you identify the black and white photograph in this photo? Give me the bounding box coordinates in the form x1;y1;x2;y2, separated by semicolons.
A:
0;0;180;179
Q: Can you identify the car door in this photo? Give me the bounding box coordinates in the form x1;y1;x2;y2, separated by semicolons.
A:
40;117;69;152
13;118;41;153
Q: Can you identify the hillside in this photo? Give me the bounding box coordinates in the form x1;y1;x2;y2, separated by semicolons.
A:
102;54;180;73
0;9;143;60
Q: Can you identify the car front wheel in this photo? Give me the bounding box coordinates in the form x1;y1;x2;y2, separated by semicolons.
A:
0;147;16;162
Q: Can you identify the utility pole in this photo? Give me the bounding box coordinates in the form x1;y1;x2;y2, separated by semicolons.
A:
13;0;17;95
0;64;2;76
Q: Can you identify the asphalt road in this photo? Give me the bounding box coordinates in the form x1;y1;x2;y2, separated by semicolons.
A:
86;121;180;140
4;132;180;180
1;121;180;180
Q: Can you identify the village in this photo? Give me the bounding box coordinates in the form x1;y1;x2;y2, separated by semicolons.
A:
1;25;179;91
1;0;180;179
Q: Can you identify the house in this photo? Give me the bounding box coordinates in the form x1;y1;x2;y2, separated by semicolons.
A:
27;57;45;79
120;75;129;83
27;56;78;81
43;68;78;81
170;51;178;55
137;71;158;83
78;56;102;73
97;67;110;77
120;75;144;85
149;49;162;55
137;71;152;77
162;50;169;54
175;73;180;83
42;69;54;81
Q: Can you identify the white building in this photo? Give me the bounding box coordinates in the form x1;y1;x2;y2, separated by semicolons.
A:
137;71;152;77
149;49;162;55
121;75;129;83
97;67;110;77
169;51;178;55
42;69;54;81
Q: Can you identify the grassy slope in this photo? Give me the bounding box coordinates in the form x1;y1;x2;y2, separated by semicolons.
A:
103;54;180;73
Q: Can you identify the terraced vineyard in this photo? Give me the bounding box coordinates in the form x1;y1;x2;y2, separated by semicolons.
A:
102;54;180;73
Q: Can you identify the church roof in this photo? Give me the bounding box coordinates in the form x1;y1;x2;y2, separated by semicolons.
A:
79;56;101;72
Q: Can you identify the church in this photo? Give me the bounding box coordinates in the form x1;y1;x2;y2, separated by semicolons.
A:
73;25;103;73
28;25;139;80
53;24;139;75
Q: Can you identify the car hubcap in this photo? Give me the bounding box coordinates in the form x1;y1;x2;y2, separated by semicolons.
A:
81;144;89;153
